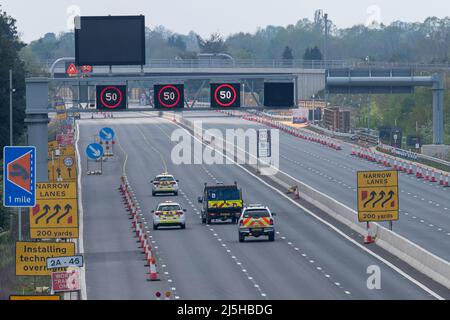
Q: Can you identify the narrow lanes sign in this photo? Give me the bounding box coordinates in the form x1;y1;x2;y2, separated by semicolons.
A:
357;170;399;222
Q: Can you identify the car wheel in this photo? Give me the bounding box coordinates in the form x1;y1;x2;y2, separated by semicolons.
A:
180;223;186;229
153;224;158;230
152;191;156;196
206;217;212;224
239;234;245;242
201;216;206;224
268;233;275;242
174;191;178;196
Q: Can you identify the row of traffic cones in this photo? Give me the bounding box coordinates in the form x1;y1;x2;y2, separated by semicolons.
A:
242;115;342;151
351;146;449;188
119;175;160;281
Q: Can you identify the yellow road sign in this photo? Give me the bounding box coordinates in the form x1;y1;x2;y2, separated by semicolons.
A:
10;295;61;300
30;182;78;239
60;144;75;157
48;157;77;182
36;182;77;199
357;170;399;222
48;140;59;151
16;241;75;276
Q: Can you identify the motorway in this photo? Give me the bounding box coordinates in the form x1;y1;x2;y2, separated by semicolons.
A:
77;112;449;299
189;111;450;261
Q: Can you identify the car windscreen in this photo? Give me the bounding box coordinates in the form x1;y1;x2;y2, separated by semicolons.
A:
242;210;270;218
207;188;240;200
155;176;174;182
158;205;181;211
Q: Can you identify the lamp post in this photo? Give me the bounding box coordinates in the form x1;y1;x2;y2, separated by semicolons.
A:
9;69;22;240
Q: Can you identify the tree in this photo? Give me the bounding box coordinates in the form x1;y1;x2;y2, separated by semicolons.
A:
197;32;227;53
282;46;294;60
303;46;323;60
0;6;27;152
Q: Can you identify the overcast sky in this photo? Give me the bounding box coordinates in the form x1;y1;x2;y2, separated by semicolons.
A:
1;0;448;43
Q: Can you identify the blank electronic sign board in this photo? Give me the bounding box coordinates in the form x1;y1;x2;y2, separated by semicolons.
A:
75;15;145;66
264;82;294;108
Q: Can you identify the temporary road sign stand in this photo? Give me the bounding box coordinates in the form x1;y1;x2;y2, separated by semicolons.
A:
86;156;102;175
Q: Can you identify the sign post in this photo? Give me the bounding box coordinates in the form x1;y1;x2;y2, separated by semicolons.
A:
99;127;115;157
85;143;104;174
256;129;272;173
29;182;79;239
357;170;399;242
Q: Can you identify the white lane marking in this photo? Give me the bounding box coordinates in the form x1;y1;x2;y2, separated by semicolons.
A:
190;132;444;300
150;114;443;300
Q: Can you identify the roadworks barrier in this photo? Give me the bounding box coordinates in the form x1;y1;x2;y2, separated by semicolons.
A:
161;111;450;290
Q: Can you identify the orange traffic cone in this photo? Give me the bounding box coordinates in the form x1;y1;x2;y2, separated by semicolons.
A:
431;170;437;182
147;256;160;281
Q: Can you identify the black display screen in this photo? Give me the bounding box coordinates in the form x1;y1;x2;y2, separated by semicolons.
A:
154;84;184;109
75;15;145;66
264;82;294;107
96;85;127;110
210;83;241;108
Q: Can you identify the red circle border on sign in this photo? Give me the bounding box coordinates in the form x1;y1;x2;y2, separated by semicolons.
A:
214;83;237;107
157;85;181;108
100;86;123;109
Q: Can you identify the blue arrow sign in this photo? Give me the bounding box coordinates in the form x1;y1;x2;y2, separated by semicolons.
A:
86;143;104;160
3;146;36;207
99;127;115;141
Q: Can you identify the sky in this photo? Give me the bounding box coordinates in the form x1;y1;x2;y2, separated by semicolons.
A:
1;0;448;43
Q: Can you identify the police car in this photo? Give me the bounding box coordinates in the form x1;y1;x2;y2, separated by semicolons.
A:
238;205;275;242
152;201;186;230
151;173;179;196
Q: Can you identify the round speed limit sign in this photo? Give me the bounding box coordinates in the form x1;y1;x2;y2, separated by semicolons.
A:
211;83;240;108
154;84;184;109
64;157;73;167
96;85;127;110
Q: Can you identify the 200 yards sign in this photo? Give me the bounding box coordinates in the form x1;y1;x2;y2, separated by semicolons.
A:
96;85;127;110
29;182;78;239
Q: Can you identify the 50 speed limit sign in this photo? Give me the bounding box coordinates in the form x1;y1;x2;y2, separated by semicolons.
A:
211;83;240;108
96;85;127;110
154;84;184;109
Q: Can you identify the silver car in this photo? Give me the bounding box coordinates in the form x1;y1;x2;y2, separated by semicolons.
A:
151;173;179;196
152;201;186;230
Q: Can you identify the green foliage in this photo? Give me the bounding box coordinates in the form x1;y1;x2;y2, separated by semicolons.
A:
0;6;27;152
330;83;450;144
303;46;323;60
197;32;227;54
282;46;294;60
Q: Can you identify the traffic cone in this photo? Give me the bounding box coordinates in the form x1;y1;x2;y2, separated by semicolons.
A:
431;170;437;182
408;163;413;175
145;247;152;266
424;169;430;181
402;161;408;173
147;256;160;281
439;173;444;185
416;166;422;178
364;234;374;244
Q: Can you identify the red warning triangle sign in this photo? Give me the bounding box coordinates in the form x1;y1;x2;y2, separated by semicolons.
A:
66;63;78;76
7;151;32;193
